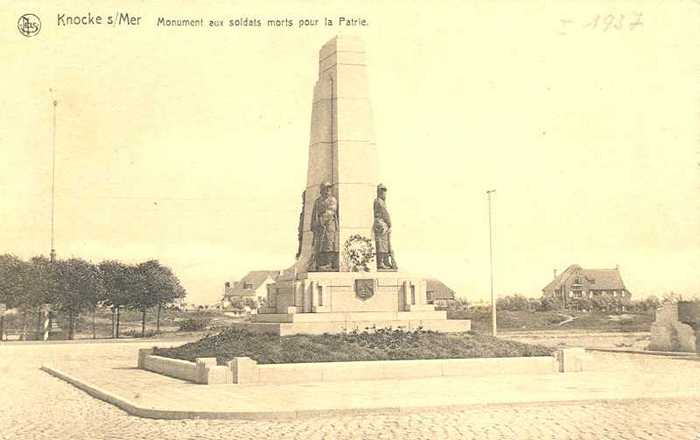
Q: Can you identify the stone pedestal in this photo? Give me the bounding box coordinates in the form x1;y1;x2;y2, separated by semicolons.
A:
233;272;470;336
648;302;698;353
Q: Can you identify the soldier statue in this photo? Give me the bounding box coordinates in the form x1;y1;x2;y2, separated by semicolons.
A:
310;182;338;271
295;190;306;260
373;184;398;270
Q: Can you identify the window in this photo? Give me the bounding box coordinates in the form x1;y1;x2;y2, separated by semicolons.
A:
244;282;253;289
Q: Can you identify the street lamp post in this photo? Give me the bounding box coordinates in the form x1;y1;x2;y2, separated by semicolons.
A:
486;189;497;337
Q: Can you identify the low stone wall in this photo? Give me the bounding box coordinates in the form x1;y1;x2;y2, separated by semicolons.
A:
237;356;556;385
138;348;586;385
138;349;232;384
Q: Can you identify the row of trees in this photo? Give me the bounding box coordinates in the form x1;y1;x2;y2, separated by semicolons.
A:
494;293;663;313
443;294;667;314
0;254;186;339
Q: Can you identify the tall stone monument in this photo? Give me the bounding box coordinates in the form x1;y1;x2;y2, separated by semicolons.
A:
237;36;470;335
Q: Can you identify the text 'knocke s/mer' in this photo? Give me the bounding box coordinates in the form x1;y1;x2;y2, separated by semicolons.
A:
57;13;142;26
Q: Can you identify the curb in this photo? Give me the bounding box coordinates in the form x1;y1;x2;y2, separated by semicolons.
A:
586;348;698;357
1;335;200;346
40;364;700;421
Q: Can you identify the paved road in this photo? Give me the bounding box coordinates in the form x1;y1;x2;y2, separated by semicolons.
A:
1;341;699;440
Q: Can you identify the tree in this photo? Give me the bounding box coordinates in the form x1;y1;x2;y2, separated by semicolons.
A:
52;258;104;340
539;296;559;311
25;256;59;338
0;255;31;339
131;260;186;336
98;260;137;339
0;254;29;309
496;294;530;311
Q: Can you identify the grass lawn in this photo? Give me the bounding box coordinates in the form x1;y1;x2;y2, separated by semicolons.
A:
153;327;554;365
449;310;654;333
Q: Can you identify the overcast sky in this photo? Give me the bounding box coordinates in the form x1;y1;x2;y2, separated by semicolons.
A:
2;1;698;304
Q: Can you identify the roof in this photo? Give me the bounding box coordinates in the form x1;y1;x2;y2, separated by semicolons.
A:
226;270;279;296
426;279;456;300
543;265;627;292
579;269;626;290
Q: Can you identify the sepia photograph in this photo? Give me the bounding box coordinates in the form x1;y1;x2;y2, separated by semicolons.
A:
1;1;699;439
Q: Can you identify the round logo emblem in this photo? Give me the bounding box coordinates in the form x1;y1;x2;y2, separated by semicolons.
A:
18;14;41;37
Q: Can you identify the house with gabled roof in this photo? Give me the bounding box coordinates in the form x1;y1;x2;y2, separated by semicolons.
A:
426;279;457;308
222;270;281;309
543;264;632;310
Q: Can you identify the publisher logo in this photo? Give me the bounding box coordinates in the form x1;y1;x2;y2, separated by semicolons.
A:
18;14;41;37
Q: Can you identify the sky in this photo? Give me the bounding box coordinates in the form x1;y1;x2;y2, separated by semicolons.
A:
1;0;699;304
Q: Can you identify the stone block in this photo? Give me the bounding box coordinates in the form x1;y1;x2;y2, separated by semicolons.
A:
319;51;368;75
336;142;379;184
228;357;259;384
407;304;436;312
556;348;585;372
137;348;154;369
335;98;375;141
305;143;333;185
319;35;365;62
195;358;217;384
206;365;232;385
649;323;674;351
257;364;322;385
320;362;379;382
329;285;399;313
381;360;443;380
336;184;376;246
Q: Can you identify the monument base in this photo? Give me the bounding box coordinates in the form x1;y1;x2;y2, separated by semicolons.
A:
235;271;471;336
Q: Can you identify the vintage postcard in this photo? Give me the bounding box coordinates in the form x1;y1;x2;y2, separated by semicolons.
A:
1;1;699;439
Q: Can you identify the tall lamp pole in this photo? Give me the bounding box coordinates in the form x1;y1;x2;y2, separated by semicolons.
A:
486;189;497;337
50;90;58;263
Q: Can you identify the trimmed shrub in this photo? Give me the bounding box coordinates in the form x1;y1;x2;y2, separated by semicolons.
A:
178;316;211;332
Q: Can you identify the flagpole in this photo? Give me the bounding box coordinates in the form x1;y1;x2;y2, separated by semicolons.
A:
50;90;57;263
487;189;497;337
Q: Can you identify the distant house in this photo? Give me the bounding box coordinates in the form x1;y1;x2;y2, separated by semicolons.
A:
543;264;631;310
222;270;280;309
426;279;456;308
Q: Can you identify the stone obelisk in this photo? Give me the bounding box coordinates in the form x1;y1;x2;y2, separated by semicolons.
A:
296;35;379;273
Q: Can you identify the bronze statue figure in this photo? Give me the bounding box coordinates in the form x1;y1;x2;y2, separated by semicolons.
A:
310;182;338;271
373;183;398;270
295;190;306;260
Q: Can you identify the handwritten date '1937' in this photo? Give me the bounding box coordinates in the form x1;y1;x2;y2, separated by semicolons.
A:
559;12;643;35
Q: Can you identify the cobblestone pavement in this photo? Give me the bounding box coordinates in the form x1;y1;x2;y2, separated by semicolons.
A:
2;342;699;440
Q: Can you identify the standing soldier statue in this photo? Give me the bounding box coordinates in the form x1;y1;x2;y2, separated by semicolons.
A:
310;182;339;271
295;190;306;260
374;184;398;270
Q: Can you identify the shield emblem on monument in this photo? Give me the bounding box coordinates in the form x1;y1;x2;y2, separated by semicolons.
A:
355;279;376;301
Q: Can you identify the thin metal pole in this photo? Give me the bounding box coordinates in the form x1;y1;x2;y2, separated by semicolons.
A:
487;189;497;336
50;94;57;262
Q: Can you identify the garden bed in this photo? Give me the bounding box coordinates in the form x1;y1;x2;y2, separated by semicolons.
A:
153;327;554;365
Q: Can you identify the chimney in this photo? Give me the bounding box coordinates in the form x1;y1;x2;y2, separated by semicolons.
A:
553;268;558;279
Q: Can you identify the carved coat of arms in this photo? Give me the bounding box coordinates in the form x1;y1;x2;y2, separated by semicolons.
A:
355;279;376;300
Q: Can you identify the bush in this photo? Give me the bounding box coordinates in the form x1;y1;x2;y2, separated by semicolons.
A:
122;328;158;338
497;294;532;311
153;327;554;365
539;296;559;311
178;316;211;332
